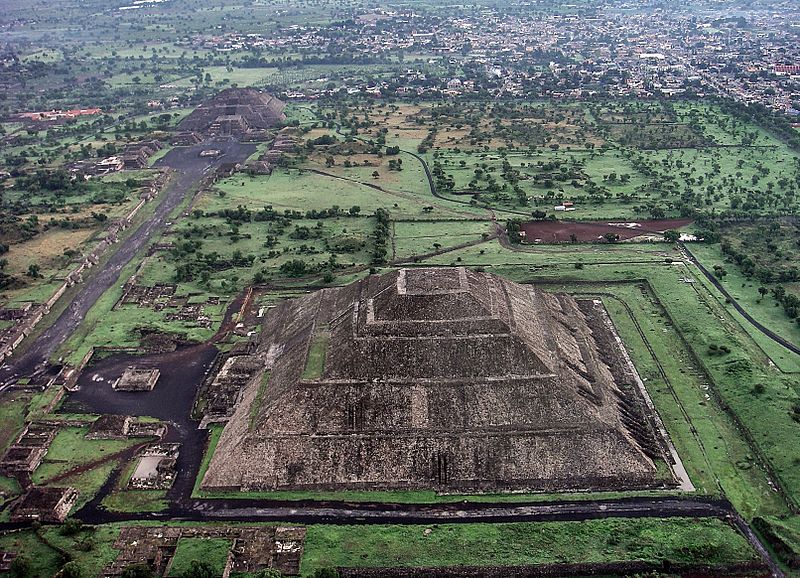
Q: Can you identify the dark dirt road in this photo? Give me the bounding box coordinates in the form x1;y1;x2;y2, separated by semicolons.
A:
0;139;255;385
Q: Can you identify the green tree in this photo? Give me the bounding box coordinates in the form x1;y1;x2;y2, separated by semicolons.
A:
253;570;282;578
312;569;339;578
663;229;680;243
182;560;215;578
59;518;83;536
10;556;32;578
280;259;308;277
59;562;83;578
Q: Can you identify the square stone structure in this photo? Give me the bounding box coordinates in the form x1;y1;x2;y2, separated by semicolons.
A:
202;267;678;493
86;415;132;439
0;423;58;474
12;487;78;522
114;367;160;391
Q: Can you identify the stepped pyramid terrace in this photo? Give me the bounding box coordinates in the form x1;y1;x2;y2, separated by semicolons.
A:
177;88;285;138
202;267;681;494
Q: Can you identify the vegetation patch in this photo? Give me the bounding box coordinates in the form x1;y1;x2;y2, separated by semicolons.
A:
167;537;231;577
300;518;755;574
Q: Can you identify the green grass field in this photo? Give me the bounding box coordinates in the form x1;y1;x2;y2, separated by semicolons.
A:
300;518;756;575
33;426;140;483
167;537;231;577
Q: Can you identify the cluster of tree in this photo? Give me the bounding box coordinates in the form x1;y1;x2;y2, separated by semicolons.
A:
278;257;337;278
720;241;800;284
371;208;391;265
289;224;323;240
14;169;87;195
175;251;224;284
611;123;712;150
707;343;732;356
431;161;455;192
506;219;524;244
305;134;338;149
719;99;800;152
206;204;361;228
769;285;800;321
417;128;437;154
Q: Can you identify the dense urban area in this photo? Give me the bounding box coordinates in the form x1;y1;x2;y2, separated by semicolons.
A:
0;0;799;577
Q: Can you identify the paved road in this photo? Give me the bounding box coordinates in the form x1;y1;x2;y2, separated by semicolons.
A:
0;139;255;385
680;243;800;357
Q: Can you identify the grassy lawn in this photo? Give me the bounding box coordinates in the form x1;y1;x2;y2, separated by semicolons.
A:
167;537;231;577
40;525;123;578
0;530;64;578
302;331;328;379
392;220;492;259
101;489;169;513
0;476;21;509
0;393;30;454
32;426;139;483
193;426;223;495
300;518;756;575
31;426;145;510
689;242;800;371
579;280;786;518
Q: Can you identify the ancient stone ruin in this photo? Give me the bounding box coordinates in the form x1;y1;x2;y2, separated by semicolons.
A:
128;443;180;490
177;88;285;139
0;422;58;477
11;487;78;522
86;415;133;440
102;526;306;577
114;367;160;392
86;415;166;440
202;267;679;494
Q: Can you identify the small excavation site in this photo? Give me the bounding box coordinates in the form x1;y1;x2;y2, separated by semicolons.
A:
520;218;694;243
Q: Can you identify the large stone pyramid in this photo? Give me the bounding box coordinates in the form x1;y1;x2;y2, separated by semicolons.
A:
202;268;676;493
178;88;285;136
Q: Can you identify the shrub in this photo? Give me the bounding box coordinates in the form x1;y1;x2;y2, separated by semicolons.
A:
121;563;155;578
312;569;339;578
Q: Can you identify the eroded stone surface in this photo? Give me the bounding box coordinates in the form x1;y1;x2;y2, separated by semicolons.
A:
203;267;676;493
177;88;285;139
